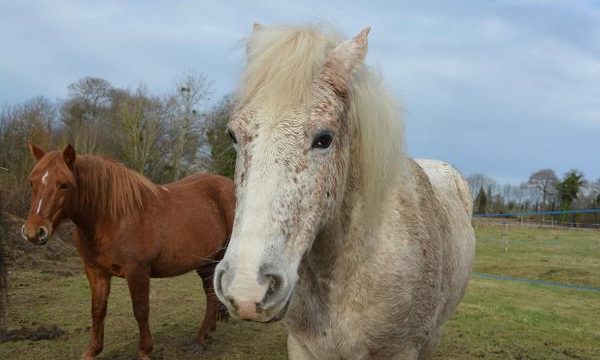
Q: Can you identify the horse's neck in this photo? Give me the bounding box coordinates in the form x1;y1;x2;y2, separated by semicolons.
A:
68;180;113;240
303;172;380;280
68;196;104;241
301;161;415;284
67;209;97;240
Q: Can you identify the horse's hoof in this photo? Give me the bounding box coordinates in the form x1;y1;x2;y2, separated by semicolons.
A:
136;352;151;360
190;341;206;353
80;353;95;360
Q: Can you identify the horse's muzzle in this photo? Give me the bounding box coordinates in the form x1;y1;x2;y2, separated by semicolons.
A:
214;260;292;322
21;224;49;245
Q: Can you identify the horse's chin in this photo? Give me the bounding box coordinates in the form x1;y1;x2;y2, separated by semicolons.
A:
264;295;292;323
29;237;49;246
26;236;50;246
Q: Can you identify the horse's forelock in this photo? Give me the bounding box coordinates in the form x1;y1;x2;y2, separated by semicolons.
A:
31;151;76;185
238;23;407;214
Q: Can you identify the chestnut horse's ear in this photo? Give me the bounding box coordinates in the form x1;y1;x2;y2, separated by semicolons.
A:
321;26;371;95
63;144;76;168
28;140;46;162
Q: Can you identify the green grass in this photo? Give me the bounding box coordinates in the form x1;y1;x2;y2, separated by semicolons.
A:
1;223;600;359
435;278;600;360
475;222;600;287
0;267;288;360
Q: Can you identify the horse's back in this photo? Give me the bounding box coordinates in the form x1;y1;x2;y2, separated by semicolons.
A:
164;172;228;190
415;159;473;218
162;173;235;234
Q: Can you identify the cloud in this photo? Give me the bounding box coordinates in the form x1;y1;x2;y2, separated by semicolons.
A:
0;0;598;182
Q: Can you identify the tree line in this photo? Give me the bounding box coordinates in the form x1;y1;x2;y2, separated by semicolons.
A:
468;169;600;225
0;75;235;217
2;75;598;225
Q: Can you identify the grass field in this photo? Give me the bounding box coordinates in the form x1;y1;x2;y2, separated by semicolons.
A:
1;222;599;359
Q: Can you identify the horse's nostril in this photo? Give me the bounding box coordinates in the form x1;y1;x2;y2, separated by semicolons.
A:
213;263;229;302
269;274;282;292
263;273;284;303
38;226;48;240
215;269;224;296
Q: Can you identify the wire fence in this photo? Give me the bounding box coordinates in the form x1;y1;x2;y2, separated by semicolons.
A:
473;209;600;230
471;209;600;292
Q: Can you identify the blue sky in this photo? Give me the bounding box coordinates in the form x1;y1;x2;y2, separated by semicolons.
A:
1;0;599;183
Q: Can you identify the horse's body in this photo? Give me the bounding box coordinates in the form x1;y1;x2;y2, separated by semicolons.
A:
214;24;475;360
23;145;234;359
286;159;474;359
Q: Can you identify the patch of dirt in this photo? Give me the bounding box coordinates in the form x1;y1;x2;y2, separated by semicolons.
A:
0;325;66;342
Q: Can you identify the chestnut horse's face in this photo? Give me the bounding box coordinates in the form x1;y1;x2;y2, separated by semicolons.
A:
22;142;77;245
214;27;370;322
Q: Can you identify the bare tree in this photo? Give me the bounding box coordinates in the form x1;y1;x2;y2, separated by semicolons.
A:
112;86;163;174
164;72;211;180
61;77;113;154
527;169;559;214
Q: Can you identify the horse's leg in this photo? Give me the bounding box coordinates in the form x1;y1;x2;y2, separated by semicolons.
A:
390;344;420;360
193;263;219;351
81;266;111;360
125;268;153;360
418;327;443;360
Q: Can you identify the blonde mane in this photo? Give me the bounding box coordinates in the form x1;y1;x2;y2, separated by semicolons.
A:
238;24;407;206
72;154;159;221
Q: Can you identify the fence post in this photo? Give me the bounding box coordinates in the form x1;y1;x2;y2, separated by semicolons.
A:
503;221;509;252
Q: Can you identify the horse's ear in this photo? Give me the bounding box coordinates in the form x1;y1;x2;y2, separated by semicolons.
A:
28;140;46;162
247;23;265;59
321;27;371;95
63;144;76;168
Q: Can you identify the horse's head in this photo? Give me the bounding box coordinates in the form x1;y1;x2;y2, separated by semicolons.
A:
214;26;371;322
22;142;77;245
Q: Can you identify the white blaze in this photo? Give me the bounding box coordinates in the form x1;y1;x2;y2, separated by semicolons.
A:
37;171;49;214
36;198;43;214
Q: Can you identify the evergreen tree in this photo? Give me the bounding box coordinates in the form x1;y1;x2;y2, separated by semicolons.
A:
204;95;237;178
557;170;584;223
474;186;488;214
558;170;584;210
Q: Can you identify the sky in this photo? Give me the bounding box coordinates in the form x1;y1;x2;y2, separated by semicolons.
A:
1;0;599;184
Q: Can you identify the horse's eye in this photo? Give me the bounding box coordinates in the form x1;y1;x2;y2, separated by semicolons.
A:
227;129;237;144
59;183;68;189
311;131;334;149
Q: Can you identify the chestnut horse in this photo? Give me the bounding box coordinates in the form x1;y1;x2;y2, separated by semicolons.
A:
22;142;235;360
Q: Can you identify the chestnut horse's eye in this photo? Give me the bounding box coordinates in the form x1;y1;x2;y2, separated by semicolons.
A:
311;131;334;149
227;128;237;144
59;183;68;189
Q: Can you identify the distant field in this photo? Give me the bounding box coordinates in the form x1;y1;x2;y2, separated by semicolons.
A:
1;223;599;360
474;220;600;287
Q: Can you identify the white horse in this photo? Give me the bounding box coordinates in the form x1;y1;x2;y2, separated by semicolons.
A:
214;23;475;360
